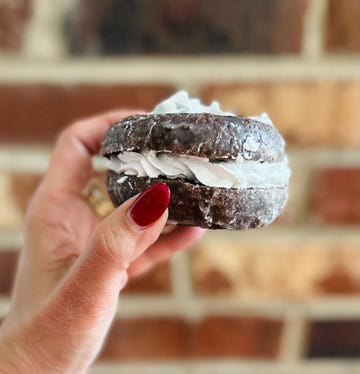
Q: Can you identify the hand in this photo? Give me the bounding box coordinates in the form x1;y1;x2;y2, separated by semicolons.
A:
0;111;204;373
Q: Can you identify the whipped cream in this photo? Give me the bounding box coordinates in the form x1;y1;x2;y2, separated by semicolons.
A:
109;152;290;189
152;90;274;127
152;90;235;116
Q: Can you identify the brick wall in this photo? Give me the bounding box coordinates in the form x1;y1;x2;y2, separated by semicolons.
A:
0;0;359;373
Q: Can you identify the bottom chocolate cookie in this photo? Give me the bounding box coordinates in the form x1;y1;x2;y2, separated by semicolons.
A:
107;171;287;230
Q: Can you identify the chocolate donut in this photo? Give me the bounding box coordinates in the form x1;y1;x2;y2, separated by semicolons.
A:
100;112;290;230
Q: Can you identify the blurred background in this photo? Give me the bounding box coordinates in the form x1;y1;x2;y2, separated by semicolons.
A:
0;0;359;373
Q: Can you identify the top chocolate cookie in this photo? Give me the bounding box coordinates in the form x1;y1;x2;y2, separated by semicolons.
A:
100;113;285;163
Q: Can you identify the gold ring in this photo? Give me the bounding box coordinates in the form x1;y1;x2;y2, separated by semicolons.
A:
82;177;114;218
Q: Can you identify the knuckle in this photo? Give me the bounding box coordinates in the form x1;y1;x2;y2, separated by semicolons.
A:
57;120;83;145
91;224;135;267
57;125;74;144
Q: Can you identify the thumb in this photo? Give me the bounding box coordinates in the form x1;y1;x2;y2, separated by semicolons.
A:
48;183;170;327
83;182;171;292
79;181;170;293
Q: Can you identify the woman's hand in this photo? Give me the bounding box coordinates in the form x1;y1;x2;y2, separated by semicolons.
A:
0;111;204;373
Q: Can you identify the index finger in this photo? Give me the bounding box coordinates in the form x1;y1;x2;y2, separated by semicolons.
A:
43;110;143;194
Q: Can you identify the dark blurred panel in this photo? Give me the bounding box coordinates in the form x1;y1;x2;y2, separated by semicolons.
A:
65;0;307;55
307;320;360;358
0;251;18;295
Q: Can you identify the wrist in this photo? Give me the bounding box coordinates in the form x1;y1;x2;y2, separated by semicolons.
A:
0;328;40;374
0;333;23;373
0;325;90;374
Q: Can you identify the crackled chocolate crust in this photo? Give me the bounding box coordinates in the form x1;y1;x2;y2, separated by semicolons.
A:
100;113;285;162
107;171;288;230
101;113;288;230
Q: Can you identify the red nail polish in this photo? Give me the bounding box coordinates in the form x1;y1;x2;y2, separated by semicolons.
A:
129;183;171;227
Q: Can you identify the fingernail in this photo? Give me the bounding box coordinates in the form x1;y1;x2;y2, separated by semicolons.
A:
129;183;171;228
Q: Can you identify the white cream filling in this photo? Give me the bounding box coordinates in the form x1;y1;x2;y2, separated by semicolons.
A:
109;151;290;189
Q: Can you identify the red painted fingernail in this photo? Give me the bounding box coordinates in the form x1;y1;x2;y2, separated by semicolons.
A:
129;183;171;228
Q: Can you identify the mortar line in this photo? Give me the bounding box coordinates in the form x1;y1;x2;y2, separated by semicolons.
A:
171;252;193;300
113;295;360;320
90;360;360;374
279;310;308;363
170;252;202;320
0;297;10;318
302;0;328;59
0;225;358;250
0;147;51;173
0;57;357;84
0;231;23;249
22;0;68;60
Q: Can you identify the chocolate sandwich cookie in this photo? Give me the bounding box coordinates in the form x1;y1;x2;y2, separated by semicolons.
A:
100;112;290;230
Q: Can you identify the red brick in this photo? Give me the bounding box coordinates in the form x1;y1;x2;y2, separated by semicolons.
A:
0;0;32;51
326;0;359;53
192;316;283;359
98;315;283;361
0;251;19;295
311;168;359;224
0;85;175;143
0;173;23;230
10;173;43;214
0;172;43;231
316;265;359;294
66;0;307;55
123;262;171;294
194;268;233;295
191;233;359;300
202;81;359;147
307;320;360;358
99;317;189;360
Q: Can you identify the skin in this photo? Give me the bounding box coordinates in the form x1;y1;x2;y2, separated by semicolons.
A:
0;111;204;373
